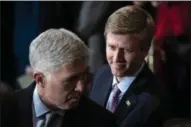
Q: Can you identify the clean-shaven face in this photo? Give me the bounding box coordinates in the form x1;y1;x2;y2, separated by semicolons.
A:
106;32;145;77
41;60;88;110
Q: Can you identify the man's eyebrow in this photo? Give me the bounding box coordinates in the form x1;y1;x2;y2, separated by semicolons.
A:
107;42;114;45
63;73;82;82
63;69;88;82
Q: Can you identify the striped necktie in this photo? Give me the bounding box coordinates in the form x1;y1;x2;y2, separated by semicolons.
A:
37;112;62;127
109;84;121;113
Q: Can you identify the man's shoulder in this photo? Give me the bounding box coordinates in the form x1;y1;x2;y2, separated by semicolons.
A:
82;97;112;111
93;64;112;80
91;64;112;93
71;96;117;127
14;83;35;109
15;83;35;97
80;96;113;115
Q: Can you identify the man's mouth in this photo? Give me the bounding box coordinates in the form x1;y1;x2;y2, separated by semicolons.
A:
67;95;81;102
113;63;126;68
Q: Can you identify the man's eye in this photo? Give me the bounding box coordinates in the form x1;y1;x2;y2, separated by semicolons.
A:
62;80;70;85
124;49;133;53
108;45;116;50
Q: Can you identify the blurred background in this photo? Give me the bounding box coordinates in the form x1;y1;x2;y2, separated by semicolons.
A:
1;1;190;123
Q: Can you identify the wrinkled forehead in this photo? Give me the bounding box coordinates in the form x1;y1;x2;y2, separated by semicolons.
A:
64;60;87;72
51;60;88;79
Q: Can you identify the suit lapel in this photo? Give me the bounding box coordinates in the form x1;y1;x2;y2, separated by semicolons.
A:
103;77;113;107
91;65;113;107
115;93;137;123
92;71;113;107
114;64;150;122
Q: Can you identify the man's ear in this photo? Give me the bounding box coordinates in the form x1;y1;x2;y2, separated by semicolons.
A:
33;72;46;88
140;45;150;58
143;50;149;58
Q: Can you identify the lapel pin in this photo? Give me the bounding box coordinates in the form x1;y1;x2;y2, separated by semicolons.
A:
126;100;131;107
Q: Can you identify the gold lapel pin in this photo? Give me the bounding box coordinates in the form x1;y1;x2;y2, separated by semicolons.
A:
126;100;131;107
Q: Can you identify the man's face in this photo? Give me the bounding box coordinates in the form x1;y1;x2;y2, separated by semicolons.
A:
106;32;146;77
39;60;87;110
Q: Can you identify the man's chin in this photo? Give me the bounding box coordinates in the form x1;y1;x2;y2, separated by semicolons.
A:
112;70;126;77
58;100;80;110
68;99;80;108
68;101;79;109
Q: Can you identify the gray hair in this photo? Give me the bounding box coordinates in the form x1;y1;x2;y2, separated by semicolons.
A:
29;28;89;73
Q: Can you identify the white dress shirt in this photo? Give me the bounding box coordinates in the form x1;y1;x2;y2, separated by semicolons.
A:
33;86;50;127
106;63;145;111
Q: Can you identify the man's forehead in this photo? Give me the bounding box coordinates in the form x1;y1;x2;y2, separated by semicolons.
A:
60;61;87;75
61;63;88;80
50;61;87;80
106;34;139;48
106;33;137;44
64;60;87;70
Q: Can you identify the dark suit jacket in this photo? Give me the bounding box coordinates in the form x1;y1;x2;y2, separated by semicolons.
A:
90;63;170;127
15;83;117;127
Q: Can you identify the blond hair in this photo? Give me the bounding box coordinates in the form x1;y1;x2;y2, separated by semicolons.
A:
105;5;155;51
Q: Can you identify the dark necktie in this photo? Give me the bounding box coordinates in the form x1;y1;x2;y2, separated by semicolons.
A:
110;84;121;113
46;112;62;127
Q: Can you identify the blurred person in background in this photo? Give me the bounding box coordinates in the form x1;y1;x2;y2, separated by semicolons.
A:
153;1;190;118
134;1;190;119
0;81;19;127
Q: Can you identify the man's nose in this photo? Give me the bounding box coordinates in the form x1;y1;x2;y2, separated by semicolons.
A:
113;49;125;62
75;81;85;93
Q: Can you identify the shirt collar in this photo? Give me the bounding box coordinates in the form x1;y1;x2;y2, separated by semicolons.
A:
33;85;50;118
112;62;145;93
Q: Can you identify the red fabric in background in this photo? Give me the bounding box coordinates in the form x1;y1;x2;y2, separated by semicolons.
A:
154;2;190;74
155;2;189;41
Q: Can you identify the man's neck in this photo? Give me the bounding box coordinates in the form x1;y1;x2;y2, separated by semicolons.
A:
37;86;56;110
37;87;65;115
116;62;145;82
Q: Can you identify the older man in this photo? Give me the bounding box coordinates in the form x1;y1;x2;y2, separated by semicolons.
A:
15;28;117;127
90;5;170;127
